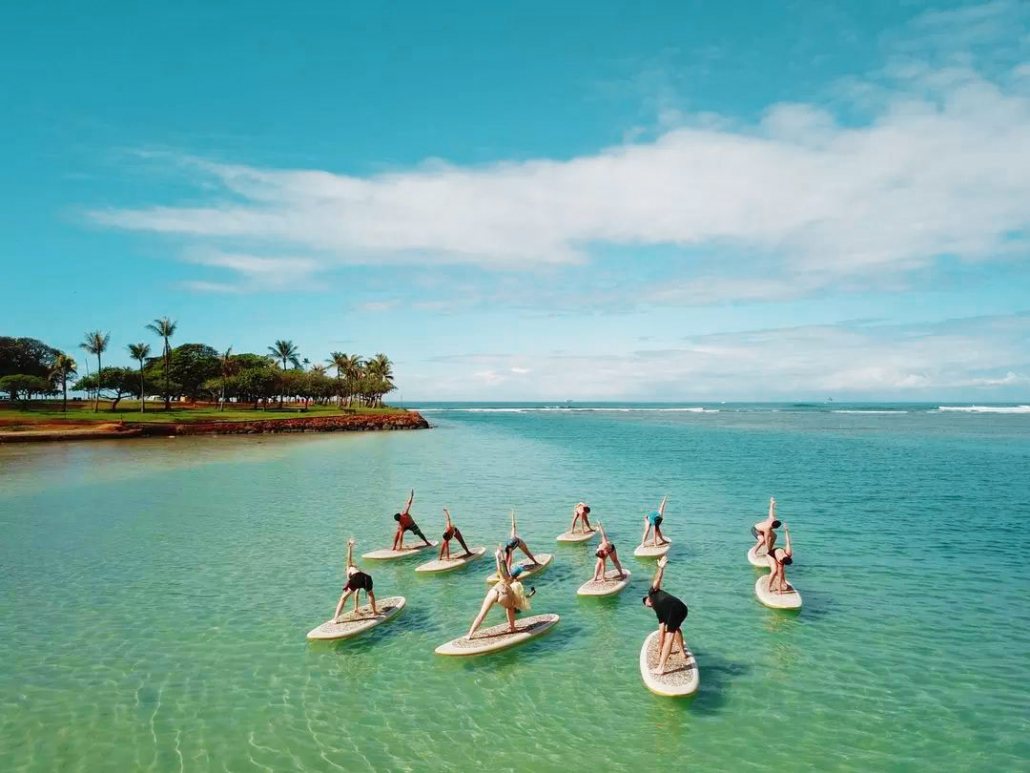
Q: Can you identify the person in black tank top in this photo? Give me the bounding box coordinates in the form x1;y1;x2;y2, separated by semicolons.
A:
641;555;689;676
332;538;379;621
439;507;473;560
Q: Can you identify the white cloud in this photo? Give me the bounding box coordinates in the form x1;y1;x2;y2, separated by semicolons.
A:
87;3;1030;305
405;314;1030;400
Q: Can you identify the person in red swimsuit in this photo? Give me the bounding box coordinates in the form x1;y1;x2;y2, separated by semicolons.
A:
392;490;432;550
439;508;473;560
591;521;626;582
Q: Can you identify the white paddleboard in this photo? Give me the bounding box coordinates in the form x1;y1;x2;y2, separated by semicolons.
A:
556;528;597;543
577;568;631;597
748;544;769;568
435;613;560;656
485;553;554;584
362;540;439;560
634;540;672;558
754;574;802;610
639;630;699;697
306;596;406;641
415;546;487;574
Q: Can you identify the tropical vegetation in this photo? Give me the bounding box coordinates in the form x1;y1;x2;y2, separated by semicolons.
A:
0;327;398;413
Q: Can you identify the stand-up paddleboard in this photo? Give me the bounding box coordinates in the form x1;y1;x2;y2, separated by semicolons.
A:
485;553;554;584
415;546;487;574
362;541;439;560
747;544;769;568
306;596;406;641
577;568;631;597
639;630;699;697
556;528;597;543
435;613;560;656
754;574;802;610
634;540;672;558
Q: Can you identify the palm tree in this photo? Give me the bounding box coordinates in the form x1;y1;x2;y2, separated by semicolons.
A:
365;353;395;407
50;354;77;413
309;363;328;377
219;346;236;411
79;331;110;412
268;339;301;370
146;317;177;410
127;343;150;413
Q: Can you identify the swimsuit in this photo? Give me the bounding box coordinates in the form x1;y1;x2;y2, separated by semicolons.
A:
648;588;688;633
443;526;456;541
648;511;663;527
595;543;615;559
344;571;373;592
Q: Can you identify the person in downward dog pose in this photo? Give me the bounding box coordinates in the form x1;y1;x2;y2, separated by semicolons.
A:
592;521;626;582
439;508;473;560
765;525;795;593
640;495;670;547
466;546;535;639
392;489;432;550
751;497;781;556
333;538;379;620
503;510;541;577
568;501;595;533
641;555;689;676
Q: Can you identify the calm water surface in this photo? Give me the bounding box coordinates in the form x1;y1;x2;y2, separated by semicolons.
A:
2;404;1029;771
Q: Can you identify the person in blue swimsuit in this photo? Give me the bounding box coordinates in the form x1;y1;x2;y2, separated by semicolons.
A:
640;495;670;547
504;510;541;577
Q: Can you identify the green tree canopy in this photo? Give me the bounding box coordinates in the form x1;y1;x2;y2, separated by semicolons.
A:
0;337;61;379
0;373;53;400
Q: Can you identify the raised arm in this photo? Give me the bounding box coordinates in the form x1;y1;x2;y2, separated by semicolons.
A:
783;525;792;558
402;489;414;515
494;544;512;584
650;555;667;590
658;495;668;517
510;509;517;538
768;497;776;519
346;537;355;569
443;508;452;528
597;521;608;543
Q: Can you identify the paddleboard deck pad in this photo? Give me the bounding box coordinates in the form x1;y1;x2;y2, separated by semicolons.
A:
485;553;554;584
306;596;406;641
639;630;699;697
577;569;632;596
415;546;487;573
748;544;769;568
754;574;802;609
556;529;597;543
435;613;560;656
362;541;439;560
634;540;672;558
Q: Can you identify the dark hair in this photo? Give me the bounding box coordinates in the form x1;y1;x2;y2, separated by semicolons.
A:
772;520;782;529
783;556;793;565
583;506;591;514
393;513;402;521
641;595;650;605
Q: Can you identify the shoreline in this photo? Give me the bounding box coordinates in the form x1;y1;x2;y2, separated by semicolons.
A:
0;411;430;443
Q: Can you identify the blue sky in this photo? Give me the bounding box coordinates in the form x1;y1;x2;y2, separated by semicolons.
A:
2;0;1028;400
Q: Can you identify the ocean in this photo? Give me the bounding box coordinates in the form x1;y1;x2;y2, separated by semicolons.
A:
2;402;1028;771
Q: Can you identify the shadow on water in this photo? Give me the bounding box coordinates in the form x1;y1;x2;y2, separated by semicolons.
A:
684;650;751;716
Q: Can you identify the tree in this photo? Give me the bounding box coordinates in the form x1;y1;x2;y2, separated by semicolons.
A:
127;343;150;413
167;343;219;402
0;374;52;401
365;353;395;407
0;337;61;380
74;367;141;411
218;346;236;411
267;340;300;407
329;352;363;407
79;330;110;412
50;353;77;412
146;317;177;410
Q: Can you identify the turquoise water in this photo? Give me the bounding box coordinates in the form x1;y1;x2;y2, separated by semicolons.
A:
2;403;1029;771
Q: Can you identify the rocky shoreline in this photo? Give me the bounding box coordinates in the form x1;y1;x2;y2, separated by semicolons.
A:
0;411;430;443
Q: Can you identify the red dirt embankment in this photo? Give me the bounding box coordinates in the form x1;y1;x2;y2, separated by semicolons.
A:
0;412;429;443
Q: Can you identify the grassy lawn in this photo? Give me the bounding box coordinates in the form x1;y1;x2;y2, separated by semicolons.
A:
0;402;407;424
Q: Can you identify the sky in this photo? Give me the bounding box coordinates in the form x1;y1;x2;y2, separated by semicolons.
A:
1;0;1028;401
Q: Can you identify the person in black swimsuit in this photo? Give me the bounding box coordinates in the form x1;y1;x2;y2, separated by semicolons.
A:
332;538;379;620
439;508;473;560
765;525;795;593
641;555;688;676
503;510;540;577
591;521;626;582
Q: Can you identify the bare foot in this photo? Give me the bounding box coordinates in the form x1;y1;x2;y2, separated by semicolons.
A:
651;667;666;677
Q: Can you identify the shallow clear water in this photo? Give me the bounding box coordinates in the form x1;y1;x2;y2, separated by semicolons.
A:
2;405;1029;771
